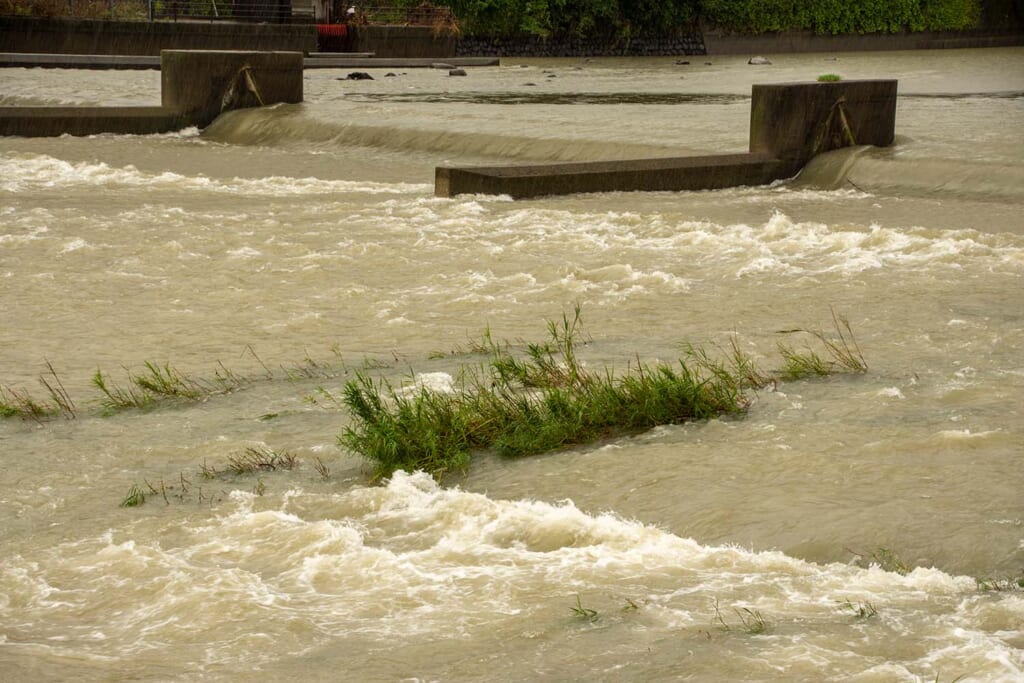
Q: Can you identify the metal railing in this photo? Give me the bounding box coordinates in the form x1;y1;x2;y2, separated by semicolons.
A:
1;0;454;24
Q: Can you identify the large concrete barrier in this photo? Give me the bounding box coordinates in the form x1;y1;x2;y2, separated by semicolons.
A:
436;79;898;199
749;80;898;162
161;50;303;127
0;50;303;137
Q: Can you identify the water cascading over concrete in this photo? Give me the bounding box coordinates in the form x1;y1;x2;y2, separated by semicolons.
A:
434;80;898;199
0;50;303;137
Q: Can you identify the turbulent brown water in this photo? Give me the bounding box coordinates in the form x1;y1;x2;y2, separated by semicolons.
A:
1;48;1023;681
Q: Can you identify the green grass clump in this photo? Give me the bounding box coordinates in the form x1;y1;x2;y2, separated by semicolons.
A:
119;484;146;508
340;306;866;480
340;306;750;480
817;73;842;82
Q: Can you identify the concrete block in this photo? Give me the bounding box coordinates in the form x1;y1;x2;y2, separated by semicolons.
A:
749;80;898;162
161;50;304;127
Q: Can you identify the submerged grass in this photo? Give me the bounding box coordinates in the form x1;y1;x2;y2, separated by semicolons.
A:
570;594;599;621
340;306;868;480
712;598;770;635
776;309;867;381
1;361;77;422
93;361;235;414
119;484;146;508
4;347;340;422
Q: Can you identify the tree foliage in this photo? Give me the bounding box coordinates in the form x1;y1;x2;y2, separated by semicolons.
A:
700;0;981;34
430;0;982;38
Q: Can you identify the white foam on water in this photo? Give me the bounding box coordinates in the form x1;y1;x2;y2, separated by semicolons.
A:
1;472;1020;678
226;246;262;259
0;153;431;196
877;387;907;400
385;202;1024;282
398;372;456;396
59;238;91;254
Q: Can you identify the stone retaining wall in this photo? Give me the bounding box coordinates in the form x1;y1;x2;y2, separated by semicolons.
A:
455;33;706;58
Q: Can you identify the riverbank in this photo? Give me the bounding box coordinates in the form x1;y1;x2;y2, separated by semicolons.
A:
3;15;1022;60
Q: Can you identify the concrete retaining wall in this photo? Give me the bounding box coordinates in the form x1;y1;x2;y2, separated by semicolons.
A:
0;17;316;56
346;25;456;58
455;33;706;58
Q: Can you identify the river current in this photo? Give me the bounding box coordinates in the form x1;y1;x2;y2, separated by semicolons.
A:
1;48;1023;681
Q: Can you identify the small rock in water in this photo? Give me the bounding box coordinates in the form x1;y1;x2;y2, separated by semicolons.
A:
546;73;557;78
748;56;772;65
431;62;456;69
704;61;713;65
384;72;398;78
675;60;690;65
345;71;374;80
523;82;537;86
449;68;467;77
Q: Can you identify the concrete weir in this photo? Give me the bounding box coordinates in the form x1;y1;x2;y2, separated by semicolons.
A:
0;50;303;137
435;79;898;199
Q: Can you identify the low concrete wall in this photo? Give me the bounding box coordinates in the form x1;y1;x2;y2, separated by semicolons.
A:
347;25;455;58
1;49;304;137
0;106;188;137
436;79;898;199
436;153;799;200
0;17;317;56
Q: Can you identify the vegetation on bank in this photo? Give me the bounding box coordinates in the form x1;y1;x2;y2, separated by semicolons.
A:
339;306;867;481
401;0;985;40
699;0;981;35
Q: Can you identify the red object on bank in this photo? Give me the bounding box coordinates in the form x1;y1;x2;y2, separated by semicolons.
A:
317;24;347;37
